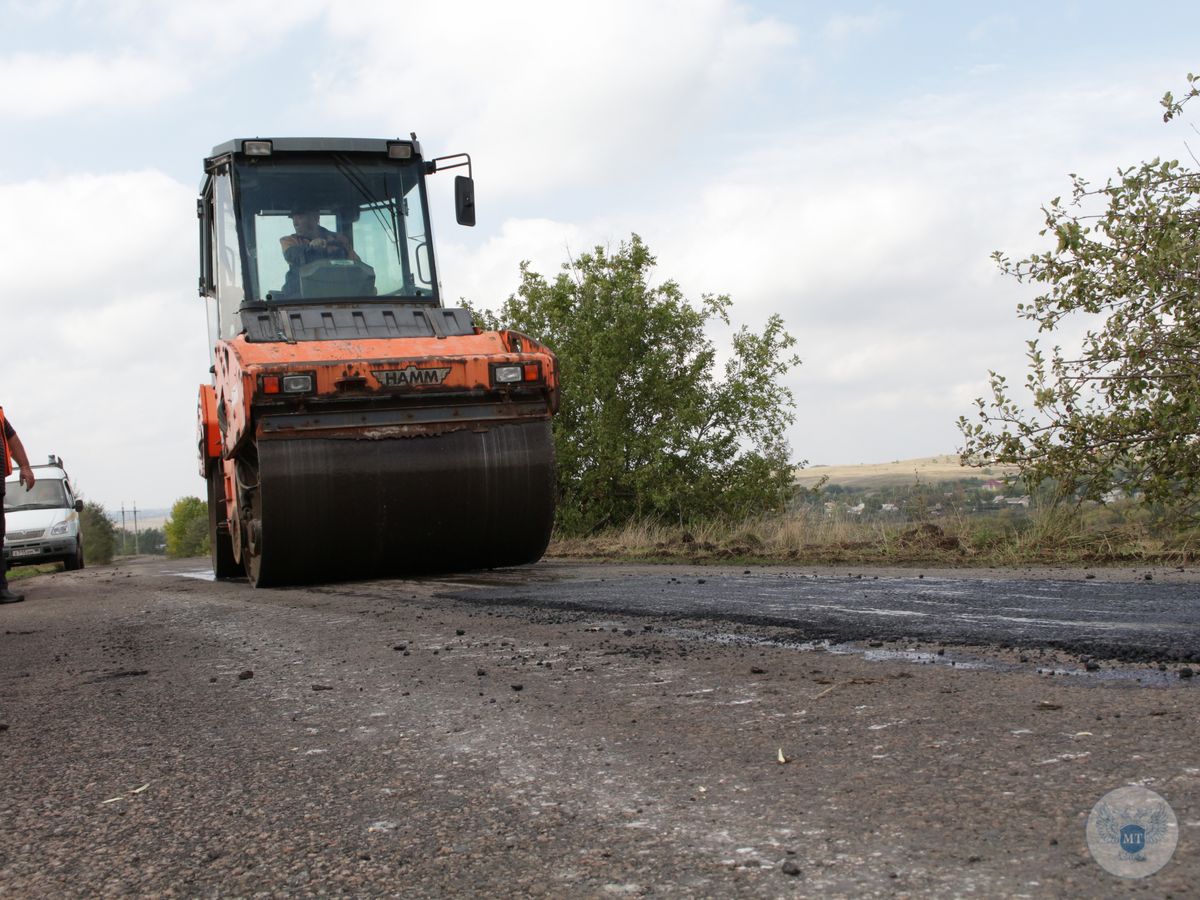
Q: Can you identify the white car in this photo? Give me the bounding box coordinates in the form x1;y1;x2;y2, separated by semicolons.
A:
4;458;85;570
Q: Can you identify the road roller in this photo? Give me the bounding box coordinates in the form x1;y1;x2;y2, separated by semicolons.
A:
195;137;559;587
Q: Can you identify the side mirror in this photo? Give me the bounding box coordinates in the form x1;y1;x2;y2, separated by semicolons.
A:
455;175;476;227
74;500;84;513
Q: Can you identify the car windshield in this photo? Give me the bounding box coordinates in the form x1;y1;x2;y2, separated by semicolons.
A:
4;478;68;511
233;155;436;303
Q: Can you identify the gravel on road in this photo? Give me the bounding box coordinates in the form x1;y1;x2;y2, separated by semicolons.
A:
0;558;1195;897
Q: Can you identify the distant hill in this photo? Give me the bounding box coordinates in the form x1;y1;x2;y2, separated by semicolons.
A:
795;455;1019;489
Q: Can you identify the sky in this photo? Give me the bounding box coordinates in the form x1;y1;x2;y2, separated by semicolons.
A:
1;0;1198;511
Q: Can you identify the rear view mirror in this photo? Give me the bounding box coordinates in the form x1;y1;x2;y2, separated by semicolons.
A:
74;500;83;513
455;175;476;227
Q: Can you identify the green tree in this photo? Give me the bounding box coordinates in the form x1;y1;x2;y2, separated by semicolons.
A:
139;526;167;555
479;234;800;533
80;501;115;565
960;74;1200;516
164;496;210;558
116;527;166;555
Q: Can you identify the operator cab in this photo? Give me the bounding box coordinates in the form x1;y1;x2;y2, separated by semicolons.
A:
198;137;475;348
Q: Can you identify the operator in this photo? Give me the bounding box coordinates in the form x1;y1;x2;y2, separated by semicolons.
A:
278;210;361;297
0;407;37;604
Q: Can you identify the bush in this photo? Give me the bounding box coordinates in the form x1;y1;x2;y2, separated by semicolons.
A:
961;74;1200;519
80;501;116;565
478;235;800;533
165;496;210;559
116;526;167;555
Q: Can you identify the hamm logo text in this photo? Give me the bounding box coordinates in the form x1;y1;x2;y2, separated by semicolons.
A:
373;366;452;387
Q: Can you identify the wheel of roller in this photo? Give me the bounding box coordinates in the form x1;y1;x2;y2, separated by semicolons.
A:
208;463;241;579
231;450;276;588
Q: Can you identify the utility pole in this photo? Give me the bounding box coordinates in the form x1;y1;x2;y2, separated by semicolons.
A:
133;503;140;555
120;503;128;556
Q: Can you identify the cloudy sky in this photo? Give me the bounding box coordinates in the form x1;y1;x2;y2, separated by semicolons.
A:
1;0;1197;510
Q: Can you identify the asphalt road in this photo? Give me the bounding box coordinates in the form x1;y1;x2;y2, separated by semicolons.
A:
0;558;1196;897
441;564;1200;664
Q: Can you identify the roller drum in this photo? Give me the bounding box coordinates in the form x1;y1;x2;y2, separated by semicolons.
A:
248;419;555;586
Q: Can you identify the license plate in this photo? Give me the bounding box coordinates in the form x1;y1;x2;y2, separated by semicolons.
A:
11;547;39;557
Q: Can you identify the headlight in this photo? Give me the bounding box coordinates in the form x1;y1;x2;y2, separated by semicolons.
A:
282;374;313;393
490;361;543;386
260;373;314;395
51;522;70;535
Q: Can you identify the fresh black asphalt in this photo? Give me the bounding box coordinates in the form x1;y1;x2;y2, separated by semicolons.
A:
445;571;1200;663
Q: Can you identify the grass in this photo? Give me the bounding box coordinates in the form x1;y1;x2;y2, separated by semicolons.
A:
547;504;1198;567
6;563;60;581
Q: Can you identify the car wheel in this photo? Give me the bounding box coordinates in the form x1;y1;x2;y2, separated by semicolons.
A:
63;538;84;571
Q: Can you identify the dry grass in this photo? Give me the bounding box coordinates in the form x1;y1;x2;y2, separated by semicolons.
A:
547;505;1198;567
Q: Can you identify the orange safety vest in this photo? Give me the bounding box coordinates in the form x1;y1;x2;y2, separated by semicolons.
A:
0;407;10;477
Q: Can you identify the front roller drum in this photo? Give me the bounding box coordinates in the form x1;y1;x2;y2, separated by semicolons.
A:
241;419;555;587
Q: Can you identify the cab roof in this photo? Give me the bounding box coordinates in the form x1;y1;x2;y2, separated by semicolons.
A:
207;137;423;160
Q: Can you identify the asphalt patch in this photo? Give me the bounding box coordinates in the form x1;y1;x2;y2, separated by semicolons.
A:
442;572;1200;663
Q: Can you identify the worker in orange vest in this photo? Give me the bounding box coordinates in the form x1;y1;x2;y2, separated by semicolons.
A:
1;407;37;603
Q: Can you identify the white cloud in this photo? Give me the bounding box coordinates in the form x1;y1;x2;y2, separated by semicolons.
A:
0;0;330;119
968;63;1004;78
0;52;186;117
485;74;1181;465
311;0;797;196
0;171;192;303
967;14;1018;43
438;217;592;309
100;0;329;56
821;10;893;43
0;171;208;509
4;1;65;20
418;64;1200;470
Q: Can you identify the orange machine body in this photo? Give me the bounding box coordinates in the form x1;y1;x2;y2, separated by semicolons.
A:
194;136;559;586
208;329;556;456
